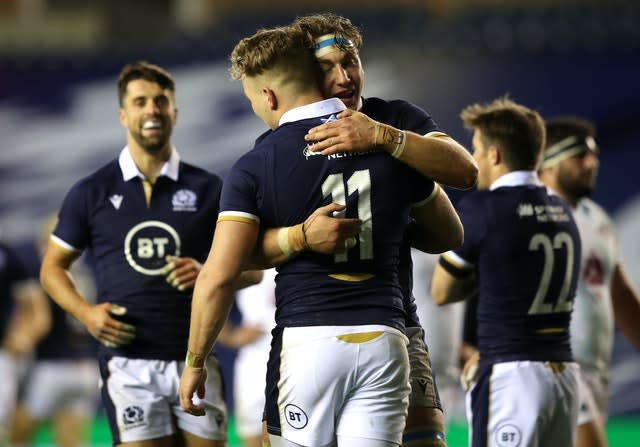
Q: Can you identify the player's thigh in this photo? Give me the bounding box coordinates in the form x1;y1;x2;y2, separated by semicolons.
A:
181;429;226;447
234;353;267;438
576;420;607;447
52;408;93;447
115;435;174;447
336;328;410;445
405;326;441;411
0;350;19;427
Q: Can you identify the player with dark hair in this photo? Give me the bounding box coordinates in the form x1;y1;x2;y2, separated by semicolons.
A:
40;61;260;446
539;117;640;447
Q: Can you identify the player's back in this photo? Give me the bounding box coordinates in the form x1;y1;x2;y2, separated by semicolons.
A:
463;184;581;365
223;109;434;331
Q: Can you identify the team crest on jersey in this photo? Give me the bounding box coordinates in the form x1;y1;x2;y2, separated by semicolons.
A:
124;220;181;275
284;404;308;429
172;189;197;212
122;405;145;428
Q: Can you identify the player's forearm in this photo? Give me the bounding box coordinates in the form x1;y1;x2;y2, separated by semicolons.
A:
40;263;92;326
431;263;477;305
395;133;478;190
410;187;463;254
187;269;237;360
15;282;52;341
249;228;292;269
249;225;308;269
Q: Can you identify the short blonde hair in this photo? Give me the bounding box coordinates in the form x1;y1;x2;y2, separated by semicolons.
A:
230;25;316;86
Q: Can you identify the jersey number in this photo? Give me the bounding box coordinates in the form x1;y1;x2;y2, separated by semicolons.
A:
322;170;373;263
527;232;575;314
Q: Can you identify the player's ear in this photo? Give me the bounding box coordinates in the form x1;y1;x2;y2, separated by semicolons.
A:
118;108;127;128
264;88;277;110
489;145;500;165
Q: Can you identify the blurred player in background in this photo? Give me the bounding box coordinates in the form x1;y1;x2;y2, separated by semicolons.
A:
538;117;640;447
0;239;50;444
432;97;581;447
12;214;99;447
410;250;467;427
40;61;260;447
217;268;277;447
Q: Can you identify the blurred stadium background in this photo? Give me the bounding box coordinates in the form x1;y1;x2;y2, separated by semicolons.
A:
1;0;639;445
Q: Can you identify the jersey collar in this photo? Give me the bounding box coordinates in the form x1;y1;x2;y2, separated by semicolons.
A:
278;98;346;127
490;170;542;190
118;146;181;182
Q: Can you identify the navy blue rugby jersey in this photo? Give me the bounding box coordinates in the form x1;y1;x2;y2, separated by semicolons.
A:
362;96;444;328
440;172;581;364
0;241;29;341
53;148;222;360
221;98;437;331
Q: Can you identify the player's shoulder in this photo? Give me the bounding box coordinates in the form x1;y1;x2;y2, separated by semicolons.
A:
363;96;420;113
575;197;614;232
458;189;490;207
69;159;121;193
178;160;223;185
576;197;610;219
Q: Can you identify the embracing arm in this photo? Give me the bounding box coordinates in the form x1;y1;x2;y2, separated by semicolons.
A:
250;203;361;269
611;263;640;350
305;109;478;189
409;185;463;254
180;219;259;415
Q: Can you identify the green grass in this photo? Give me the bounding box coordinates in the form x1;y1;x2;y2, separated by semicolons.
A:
31;414;640;446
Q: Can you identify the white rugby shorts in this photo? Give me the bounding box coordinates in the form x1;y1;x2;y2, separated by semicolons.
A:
467;360;579;447
265;325;410;446
99;355;227;443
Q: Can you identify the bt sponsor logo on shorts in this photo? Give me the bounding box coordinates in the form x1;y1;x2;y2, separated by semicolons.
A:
495;423;522;447
284;404;308;429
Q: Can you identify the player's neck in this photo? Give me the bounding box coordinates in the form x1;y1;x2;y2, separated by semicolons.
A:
128;142;171;183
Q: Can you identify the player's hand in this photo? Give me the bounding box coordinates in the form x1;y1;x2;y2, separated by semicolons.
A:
303;203;361;254
163;256;202;291
86;303;136;348
304;109;377;156
460;350;480;391
180;366;208;416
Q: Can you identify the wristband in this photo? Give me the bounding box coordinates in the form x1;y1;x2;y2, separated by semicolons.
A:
277;227;293;256
391;131;406;159
374;122;406;158
185;350;205;369
278;224;309;257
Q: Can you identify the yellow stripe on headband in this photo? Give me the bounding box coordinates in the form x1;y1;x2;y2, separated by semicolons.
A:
314;33;354;57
